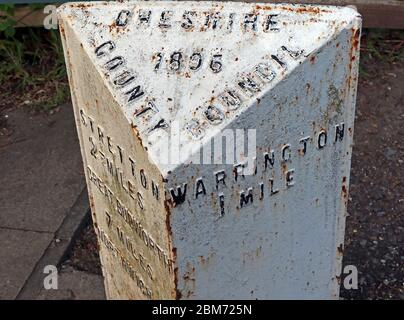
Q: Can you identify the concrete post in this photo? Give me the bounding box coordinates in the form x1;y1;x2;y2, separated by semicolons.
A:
58;1;361;299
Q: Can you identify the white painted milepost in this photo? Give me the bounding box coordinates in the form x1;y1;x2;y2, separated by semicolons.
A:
58;1;361;299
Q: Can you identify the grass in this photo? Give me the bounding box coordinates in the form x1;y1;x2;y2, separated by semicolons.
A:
359;29;404;79
0;4;69;113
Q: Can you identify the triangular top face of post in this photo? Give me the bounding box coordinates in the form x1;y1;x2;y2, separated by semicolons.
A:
59;1;360;174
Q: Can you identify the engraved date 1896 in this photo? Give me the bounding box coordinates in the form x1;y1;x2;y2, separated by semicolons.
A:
153;50;223;73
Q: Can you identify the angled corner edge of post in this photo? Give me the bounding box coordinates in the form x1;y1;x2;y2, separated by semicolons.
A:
162;193;181;300
332;10;362;301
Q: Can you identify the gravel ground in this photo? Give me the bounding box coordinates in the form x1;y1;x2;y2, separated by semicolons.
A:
340;55;404;299
65;30;404;300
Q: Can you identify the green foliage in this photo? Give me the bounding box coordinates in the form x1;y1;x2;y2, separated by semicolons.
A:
0;4;17;38
0;4;69;111
359;29;404;79
365;29;404;61
0;38;31;86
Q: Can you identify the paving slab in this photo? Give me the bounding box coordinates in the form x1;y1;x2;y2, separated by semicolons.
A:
36;266;105;300
0;227;53;299
0;104;88;300
17;191;91;300
0;104;85;232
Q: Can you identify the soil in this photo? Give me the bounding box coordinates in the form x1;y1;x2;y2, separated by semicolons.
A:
340;59;404;299
65;222;103;276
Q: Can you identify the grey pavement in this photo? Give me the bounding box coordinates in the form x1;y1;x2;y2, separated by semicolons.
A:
36;265;105;300
0;228;53;299
0;104;103;299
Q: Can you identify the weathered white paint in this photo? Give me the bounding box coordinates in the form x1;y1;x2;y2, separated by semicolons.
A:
58;1;361;299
